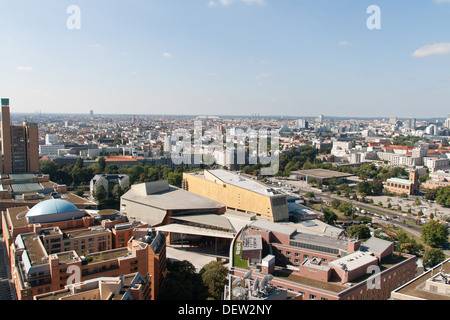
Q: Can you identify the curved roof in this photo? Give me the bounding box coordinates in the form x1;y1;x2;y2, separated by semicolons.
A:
26;199;79;218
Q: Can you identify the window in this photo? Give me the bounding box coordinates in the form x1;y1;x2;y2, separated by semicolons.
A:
309;294;316;300
429;285;438;293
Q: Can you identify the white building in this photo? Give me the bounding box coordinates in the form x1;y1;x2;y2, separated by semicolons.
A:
90;174;130;197
45;134;60;145
331;141;352;159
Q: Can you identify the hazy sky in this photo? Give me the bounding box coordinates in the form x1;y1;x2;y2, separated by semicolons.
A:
0;0;449;118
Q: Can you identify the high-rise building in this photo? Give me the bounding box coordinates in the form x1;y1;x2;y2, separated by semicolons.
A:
444;114;450;129
0;98;39;174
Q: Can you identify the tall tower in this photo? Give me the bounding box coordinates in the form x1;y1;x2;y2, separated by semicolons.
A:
409;170;419;195
0;98;39;174
1;98;12;173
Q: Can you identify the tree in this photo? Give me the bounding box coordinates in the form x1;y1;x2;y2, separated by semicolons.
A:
436;186;450;207
94;184;107;202
338;202;353;216
395;232;423;255
421;220;449;248
98;156;106;172
111;184;124;200
346;224;371;240
423;248;446;268
305;192;315;199
323;207;338;225
200;261;228;300
158;260;207;300
39;160;60;180
425;188;438;201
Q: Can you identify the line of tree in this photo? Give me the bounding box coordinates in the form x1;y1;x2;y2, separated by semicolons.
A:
39;157;203;189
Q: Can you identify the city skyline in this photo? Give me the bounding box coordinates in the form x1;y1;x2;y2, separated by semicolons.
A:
1;1;450;117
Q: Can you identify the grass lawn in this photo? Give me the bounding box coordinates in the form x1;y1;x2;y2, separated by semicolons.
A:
233;241;249;269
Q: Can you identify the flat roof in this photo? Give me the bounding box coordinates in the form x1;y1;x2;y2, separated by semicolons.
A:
173;214;235;233
291;232;350;252
250;219;297;236
291;169;354;180
11;183;43;193
392;258;450;300
242;234;262;251
122;184;225;211
329;251;378;272
203;169;285;197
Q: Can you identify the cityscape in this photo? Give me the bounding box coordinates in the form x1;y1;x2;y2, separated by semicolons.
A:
0;0;449;314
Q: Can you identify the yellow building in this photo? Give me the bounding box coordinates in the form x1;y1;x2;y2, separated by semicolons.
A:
182;169;289;222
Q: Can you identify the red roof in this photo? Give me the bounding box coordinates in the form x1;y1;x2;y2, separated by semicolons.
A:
105;156;143;162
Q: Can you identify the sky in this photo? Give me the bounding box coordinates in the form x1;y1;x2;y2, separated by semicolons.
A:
0;0;449;118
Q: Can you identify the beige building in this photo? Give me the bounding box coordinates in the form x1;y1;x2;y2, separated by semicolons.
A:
384;170;419;196
182;169;289;222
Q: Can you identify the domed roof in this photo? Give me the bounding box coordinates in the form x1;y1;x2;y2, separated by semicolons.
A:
26;199;79;218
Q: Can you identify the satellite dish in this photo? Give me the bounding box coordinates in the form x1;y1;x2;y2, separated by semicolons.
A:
232;278;241;286
260;276;269;289
232;287;246;300
243;270;252;280
253;278;260;291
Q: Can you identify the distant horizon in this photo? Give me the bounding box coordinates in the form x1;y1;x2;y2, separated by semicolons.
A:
9;111;446;122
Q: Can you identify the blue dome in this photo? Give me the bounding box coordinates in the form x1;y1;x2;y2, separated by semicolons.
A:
26;199;79;218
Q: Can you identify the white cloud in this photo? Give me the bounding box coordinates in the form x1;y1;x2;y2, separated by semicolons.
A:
338;41;352;46
412;42;450;58
14;66;33;72
163;52;173;58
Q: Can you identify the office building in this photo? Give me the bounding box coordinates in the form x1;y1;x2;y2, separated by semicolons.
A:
0;98;39;174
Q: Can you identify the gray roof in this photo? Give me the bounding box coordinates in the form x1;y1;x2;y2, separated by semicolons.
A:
173;214;235;233
361;237;393;254
250;219;297;236
121;183;225;211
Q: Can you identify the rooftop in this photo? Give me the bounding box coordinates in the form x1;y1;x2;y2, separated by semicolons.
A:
329;251;378;272
386;177;412;185
290;169;354;180
391;258;450;300
201;169;285;197
122;181;225;212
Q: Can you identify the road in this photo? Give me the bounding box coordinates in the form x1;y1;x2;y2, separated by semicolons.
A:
272;178;450;256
